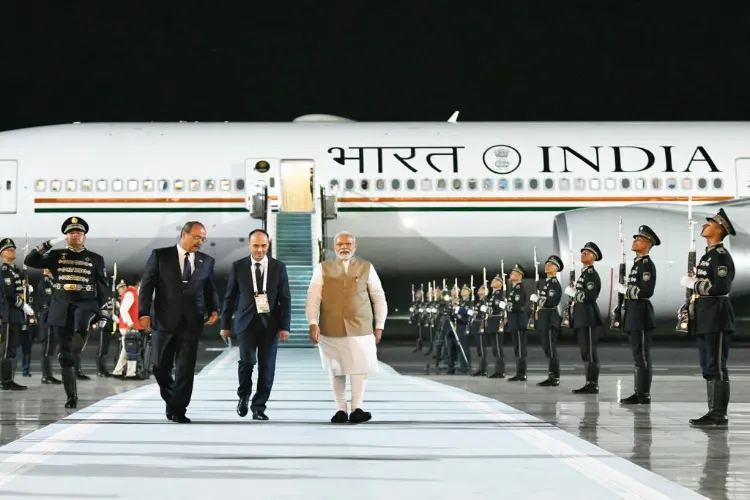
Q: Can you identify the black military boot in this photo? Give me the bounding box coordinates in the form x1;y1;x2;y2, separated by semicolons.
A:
41;356;61;384
538;358;560;386
96;356;111;378
508;359;527;381
412;333;423;353
62;366;78;408
488;357;505;378
472;356;487;377
573;362;599;394
0;358;27;390
690;380;729;427
620;367;651;404
75;355;90;380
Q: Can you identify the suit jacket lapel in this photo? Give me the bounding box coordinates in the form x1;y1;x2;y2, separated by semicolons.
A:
189;253;204;284
169;246;182;285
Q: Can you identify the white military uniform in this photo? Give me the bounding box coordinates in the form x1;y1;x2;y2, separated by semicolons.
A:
113;287;137;377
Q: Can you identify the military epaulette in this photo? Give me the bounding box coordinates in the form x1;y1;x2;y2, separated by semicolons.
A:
643;257;650;263
587;267;594;273
551;277;558;283
0;263;6;270
717;247;726;254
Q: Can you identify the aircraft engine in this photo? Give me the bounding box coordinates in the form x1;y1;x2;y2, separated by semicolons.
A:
551;204;750;325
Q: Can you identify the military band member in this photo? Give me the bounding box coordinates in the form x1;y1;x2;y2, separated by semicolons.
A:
24;217;111;408
36;269;60;384
0;238;33;390
446;285;471;374
506;264;529;381
470;284;490;376
566;242;603;394
534;255;564;387
681;209;736;427
616;225;660;405
484;275;507;378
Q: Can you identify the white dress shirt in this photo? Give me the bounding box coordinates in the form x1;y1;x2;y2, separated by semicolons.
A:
251;255;268;278
176;243;196;277
306;258;388;330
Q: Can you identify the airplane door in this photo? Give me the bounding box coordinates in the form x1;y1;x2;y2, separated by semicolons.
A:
735;158;750;198
280;159;314;212
0;160;18;214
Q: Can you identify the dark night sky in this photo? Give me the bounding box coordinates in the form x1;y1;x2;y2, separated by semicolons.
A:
2;5;749;131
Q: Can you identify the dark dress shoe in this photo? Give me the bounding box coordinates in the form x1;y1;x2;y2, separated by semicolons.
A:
331;410;348;423
237;397;249;417
252;411;269;420
572;382;599;394
172;415;191;423
348;408;372;424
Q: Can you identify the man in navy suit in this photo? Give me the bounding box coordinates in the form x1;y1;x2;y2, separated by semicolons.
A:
138;221;220;423
220;229;291;420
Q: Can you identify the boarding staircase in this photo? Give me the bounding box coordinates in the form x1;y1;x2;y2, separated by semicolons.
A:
274;212;315;347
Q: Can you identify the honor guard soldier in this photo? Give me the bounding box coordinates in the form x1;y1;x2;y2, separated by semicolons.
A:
470;284;490;376
24;217;111;408
616;225;660;405
446;285;471;374
682;209;736;426
565;242;603;394
0;238;34;390
409;287;425;352
429;284;451;373
36;269;60;384
483;274;507;378
506;264;529;381
534;255;564;386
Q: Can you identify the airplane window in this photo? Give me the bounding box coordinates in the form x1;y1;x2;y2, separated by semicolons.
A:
270;177;277;188
50;180;61;192
697;178;707;189
375;179;385;190
513;178;523;190
666;177;677;189
559;178;570;190
605;178;616;190
143;180;154;191
81;179;92;192
467;179;478;190
452;179;462;190
713;178;723;189
406;179;416;190
529;179;539;190
344;179;354;190
190;179;200;191
112;179;123;191
436;179;446;190
220;179;231;191
205;179;215;191
590;179;601;190
652;178;662;189
621;178;631;189
544;178;554;190
174;180;185;191
391;179;401;190
96;179;107;191
127;179;138;191
420;179;431;190
574;178;585;190
63;180;75;191
159;179;169;191
482;179;493;190
636;178;646;190
34;180;46;191
329;180;339;191
682;178;693;190
236;179;245;190
498;179;508;190
360;179;369;190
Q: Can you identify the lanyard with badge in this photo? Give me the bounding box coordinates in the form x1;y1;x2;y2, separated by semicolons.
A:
251;261;271;314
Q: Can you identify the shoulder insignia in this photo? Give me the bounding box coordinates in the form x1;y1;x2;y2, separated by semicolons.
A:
717;247;726;254
642;272;651;282
551;277;558;283
718;266;728;278
3;278;10;285
0;264;6;270
514;294;520;301
643;257;650;263
587;267;594;274
45;288;52;295
586;282;594;290
548;289;555;296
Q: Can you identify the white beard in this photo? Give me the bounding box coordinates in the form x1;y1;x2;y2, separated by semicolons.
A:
337;250;355;261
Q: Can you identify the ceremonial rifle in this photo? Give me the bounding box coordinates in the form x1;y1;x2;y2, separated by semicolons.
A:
527;246;540;330
500;259;507;333
561;232;575;328
676;196;696;333
481;267;488;333
610;217;626;330
111;263;118;334
22;233;35;326
408;284;415;324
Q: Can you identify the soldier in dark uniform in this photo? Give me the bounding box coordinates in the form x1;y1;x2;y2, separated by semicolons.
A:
470;284;490;376
506;264;529;381
36;269;61;384
682;208;735;427
565;242;603;394
0;238;34;390
446;285;471;374
408;287;424;352
617;225;660;405
534;255;564;387
485;274;507;378
13;269;35;378
24;217;111;408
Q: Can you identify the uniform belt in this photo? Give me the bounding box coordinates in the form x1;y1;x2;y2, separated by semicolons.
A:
696;294;728;299
54;283;96;292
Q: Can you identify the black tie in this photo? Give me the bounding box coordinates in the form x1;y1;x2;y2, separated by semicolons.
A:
183;253;192;282
255;262;263;293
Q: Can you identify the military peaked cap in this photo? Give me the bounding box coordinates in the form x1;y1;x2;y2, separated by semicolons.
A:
62;216;89;234
634;225;661;246
581;242;602;261
512;264;526;277
707;208;736;236
546;255;564;272
0;238;16;254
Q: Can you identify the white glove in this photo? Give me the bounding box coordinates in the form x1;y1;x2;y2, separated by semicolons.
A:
27;284;33;293
453;306;460;314
680;276;697;289
564;286;576;297
22;303;34;316
616;283;628;294
529;293;538;302
479;305;487;312
467;309;474;316
498;301;506;310
49;235;66;246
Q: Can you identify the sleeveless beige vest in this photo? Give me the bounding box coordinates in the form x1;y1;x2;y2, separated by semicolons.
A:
319;258;374;337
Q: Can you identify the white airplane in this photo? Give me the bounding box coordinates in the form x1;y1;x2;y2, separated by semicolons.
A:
1;113;749;323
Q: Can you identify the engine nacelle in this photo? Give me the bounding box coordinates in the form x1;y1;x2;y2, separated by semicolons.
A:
552;204;750;324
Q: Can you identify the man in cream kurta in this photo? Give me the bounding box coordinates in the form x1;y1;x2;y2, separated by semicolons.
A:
306;231;387;424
